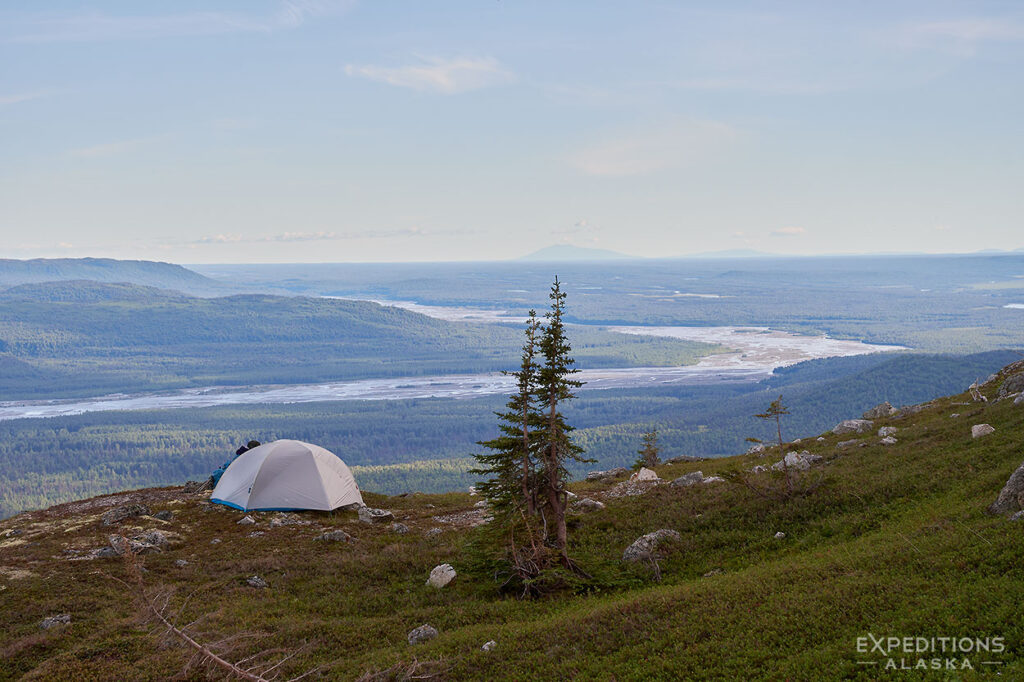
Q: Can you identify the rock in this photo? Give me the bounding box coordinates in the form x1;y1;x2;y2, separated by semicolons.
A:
183;480;209;493
358;507;395;524
408;624;438;645
1010;511;1024;522
664;455;701;464
473;500;488;509
771;451;822;472
152;510;173;521
630;467;660;482
878;426;898;437
750;465;768;474
988;461;1024;514
774;531;786;539
237;515;256;526
482;640;498;651
314;530;354;543
101;504;151;526
863;402;897;420
816;437;826;442
247;531;265;538
137;530;168;548
833;419;873;435
174;559;189;567
565;490;578;499
950;413;960;418
573;498;605;512
246;575;269;589
426;563;456;589
269;513;309;527
998;373;1024;398
622;529;681;562
791;438;801;444
896;404;926;418
585;467;629;482
424;528;443;537
880;436;898;446
210;538;221;544
392;522;410;534
972;424;995;439
670;471;704;487
702;568;724;578
837;439;859;449
1016;394;1024;405
702;476;725;484
746;443;766;455
40;614;71;630
108;532;164;556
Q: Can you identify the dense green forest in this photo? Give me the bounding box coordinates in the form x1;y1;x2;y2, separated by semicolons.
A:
2;350;1016;518
0;281;721;399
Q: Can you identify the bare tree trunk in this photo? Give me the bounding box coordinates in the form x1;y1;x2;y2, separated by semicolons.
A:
546;393;568;562
777;414;792;494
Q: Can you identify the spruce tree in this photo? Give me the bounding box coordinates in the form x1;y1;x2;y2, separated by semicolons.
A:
536;277;592;563
634;429;660;469
472;312;542;519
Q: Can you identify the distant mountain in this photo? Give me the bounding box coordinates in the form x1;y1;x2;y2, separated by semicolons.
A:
518;245;637;261
0;258;218;294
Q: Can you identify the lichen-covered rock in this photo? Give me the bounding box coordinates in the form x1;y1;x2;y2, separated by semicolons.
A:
670;471;704;487
408;624;438;645
702;475;725;484
482;640;497;651
774;531;786;539
237;515;256;525
40;614;71;630
1016;394;1024;405
392;522;410;534
972;424;995;438
878;426;898;437
998;373;1024;398
833;419;873;435
152;510;173;521
988;461;1024;514
863;402;897;419
585;467;629;482
746;443;766;455
268;513;309;528
246;575;268;589
314;530;354;543
771;451;822;471
837;439;858;449
426;563;456;589
630;467;660;482
622;529;680;562
880;436;898;446
572;498;606;512
101;504;150;526
358;507;394;524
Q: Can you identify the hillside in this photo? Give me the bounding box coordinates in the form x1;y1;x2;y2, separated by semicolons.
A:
0;258;219;294
0;283;720;400
2;362;1023;679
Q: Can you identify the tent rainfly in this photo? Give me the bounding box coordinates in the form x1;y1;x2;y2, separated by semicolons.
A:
211;439;364;512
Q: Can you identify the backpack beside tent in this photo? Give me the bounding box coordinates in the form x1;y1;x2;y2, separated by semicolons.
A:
211;439;364;512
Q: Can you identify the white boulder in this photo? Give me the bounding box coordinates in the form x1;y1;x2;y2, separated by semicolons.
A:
426;563;456;589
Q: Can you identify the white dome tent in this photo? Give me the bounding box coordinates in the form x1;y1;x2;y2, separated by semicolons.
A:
211;439;364;512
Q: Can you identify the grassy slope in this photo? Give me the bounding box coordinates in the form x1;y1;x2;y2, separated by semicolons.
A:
2;371;1023;680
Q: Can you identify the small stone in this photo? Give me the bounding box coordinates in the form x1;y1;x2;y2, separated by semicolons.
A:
703;568;724;578
816;437;826;442
750;465;768;474
837;440;859;449
878;426;898;437
774;531;786;539
408;624;438;645
1015;394;1024;405
174;559;189;567
101;504;150;526
427;563;457;588
972;424;995;438
246;575;269;589
268;513;309;527
622;529;681;562
473;500;488;509
565;490;578;499
358;507;395;524
1009;511;1024;522
702;476;725;484
670;471;704;487
314;530;354;543
247;531;264;538
745;443;766;455
392;522;410;534
950;413;960;418
424;528;443;537
833;419;873;435
152;510;173;521
573;498;605;512
630;467;660;482
40;614;71;630
880;436;898;445
237;515;256;526
482;640;497;651
863;402;897;420
210;538;221;544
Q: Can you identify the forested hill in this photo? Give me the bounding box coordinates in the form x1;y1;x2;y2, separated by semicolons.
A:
0;283;719;400
0;257;218;294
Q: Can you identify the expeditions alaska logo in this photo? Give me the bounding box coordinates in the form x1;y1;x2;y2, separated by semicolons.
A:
856;634;1006;671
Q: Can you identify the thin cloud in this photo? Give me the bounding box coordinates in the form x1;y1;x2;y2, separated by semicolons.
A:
567;119;741;177
344;57;513;94
897;18;1024;54
770;226;806;237
2;1;352;44
187;227;466;246
69;135;163;158
0;91;49;106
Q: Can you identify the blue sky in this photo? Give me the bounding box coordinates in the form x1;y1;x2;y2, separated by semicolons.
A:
1;1;1022;262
